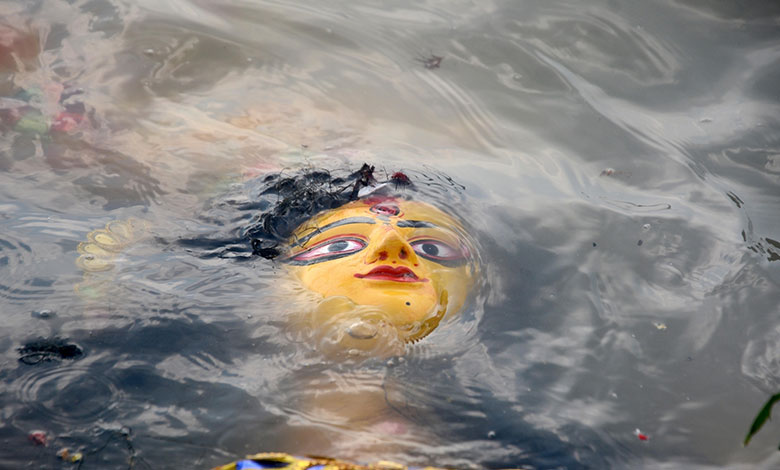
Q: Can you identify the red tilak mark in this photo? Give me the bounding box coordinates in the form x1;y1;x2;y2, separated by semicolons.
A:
370;202;401;216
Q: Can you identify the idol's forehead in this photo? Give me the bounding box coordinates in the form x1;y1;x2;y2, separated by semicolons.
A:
292;198;466;237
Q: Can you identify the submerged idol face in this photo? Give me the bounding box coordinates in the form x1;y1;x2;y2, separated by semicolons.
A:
285;198;476;342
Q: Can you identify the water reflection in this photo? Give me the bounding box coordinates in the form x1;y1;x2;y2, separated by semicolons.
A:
2;0;780;468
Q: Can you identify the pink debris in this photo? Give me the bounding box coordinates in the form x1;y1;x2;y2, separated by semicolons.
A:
372;419;408;435
51;111;85;132
28;430;47;446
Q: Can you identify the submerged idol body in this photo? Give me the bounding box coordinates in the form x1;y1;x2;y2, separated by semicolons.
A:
216;175;483;468
285;197;477;345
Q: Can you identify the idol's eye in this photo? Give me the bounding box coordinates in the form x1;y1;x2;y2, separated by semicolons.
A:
410;239;464;262
288;236;366;264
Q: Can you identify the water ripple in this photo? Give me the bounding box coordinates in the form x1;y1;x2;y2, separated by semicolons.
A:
0;230;47;304
519;7;680;87
0;230;33;276
17;364;121;425
413;69;505;151
742;324;780;392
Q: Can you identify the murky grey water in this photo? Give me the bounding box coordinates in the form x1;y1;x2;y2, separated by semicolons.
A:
1;0;780;468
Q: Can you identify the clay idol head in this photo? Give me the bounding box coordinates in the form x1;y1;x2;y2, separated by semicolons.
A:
285;197;477;345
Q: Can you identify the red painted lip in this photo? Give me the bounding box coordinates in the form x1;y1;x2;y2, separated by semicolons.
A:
354;265;427;282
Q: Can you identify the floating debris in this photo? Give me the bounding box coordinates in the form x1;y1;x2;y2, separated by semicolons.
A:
28;430;47;446
600;168;632;178
744;392;780;447
18;337;84;365
31;309;55;319
58;448;85;463
390;171;412;189
416;53;443;69
653;322;667;330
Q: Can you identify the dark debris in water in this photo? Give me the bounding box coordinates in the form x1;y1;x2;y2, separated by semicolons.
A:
31;309;56;319
744;392;780;448
18;337;84;365
742;233;780;263
416;53;443;69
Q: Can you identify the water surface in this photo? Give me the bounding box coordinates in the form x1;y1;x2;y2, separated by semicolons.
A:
1;0;780;468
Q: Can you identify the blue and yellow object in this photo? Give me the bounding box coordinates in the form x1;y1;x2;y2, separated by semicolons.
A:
213;452;445;470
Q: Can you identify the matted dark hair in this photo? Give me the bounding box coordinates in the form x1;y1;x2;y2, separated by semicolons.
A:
247;164;385;259
179;163;465;261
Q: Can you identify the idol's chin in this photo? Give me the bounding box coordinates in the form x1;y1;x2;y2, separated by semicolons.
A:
307;297;405;358
336;283;439;326
304;294;444;359
358;294;437;326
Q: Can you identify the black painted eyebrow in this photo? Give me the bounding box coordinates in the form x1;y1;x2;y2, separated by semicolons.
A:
291;217;376;247
396;220;437;228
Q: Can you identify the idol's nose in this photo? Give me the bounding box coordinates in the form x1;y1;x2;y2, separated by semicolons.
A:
366;227;419;264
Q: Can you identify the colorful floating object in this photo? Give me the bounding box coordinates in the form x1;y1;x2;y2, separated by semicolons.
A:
213;452;446;470
74;218;149;299
1;84;87;137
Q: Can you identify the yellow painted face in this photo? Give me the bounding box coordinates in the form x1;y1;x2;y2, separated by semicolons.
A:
286;197;476;343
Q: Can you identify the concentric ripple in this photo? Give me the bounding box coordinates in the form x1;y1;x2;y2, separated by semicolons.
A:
0;231;41;303
17;365;121;425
